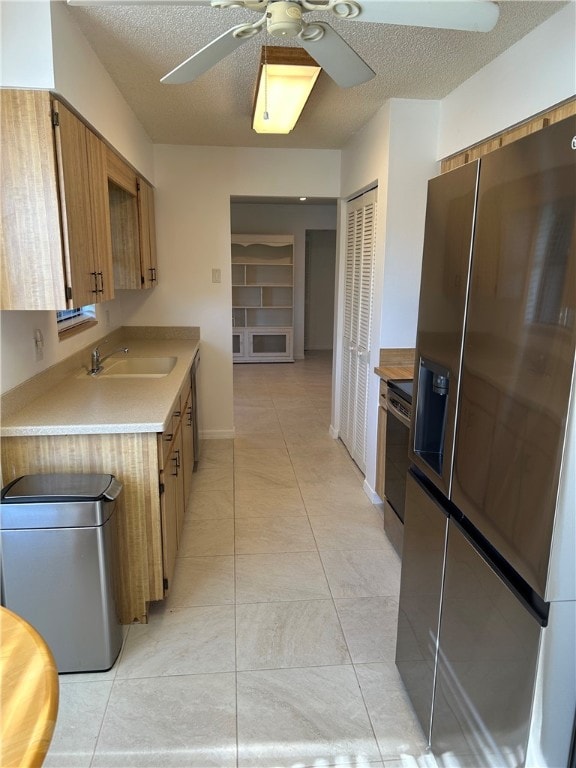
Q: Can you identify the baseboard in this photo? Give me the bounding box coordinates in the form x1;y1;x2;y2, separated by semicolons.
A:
199;428;236;439
329;425;338;439
363;478;381;504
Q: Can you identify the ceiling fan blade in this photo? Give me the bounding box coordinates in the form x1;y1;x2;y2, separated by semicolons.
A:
161;23;257;84
298;23;375;88
347;0;499;33
67;1;213;5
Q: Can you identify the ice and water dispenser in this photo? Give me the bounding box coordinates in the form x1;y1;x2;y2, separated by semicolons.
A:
413;358;451;478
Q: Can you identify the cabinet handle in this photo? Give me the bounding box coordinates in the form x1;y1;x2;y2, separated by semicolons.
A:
175;448;181;468
97;272;104;293
149;267;157;283
171;455;179;476
164;432;173;442
173;410;181;418
90;272;99;294
186;406;192;426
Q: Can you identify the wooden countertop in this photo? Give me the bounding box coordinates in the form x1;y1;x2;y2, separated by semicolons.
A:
0;607;59;768
374;365;414;381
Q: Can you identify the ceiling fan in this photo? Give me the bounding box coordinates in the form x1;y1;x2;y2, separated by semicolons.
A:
160;0;501;88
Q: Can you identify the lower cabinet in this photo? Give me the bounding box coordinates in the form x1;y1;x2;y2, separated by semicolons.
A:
158;378;193;593
1;431;164;624
181;388;195;502
159;425;183;590
0;359;198;623
233;328;293;362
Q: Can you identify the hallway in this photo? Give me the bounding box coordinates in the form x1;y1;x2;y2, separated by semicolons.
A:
45;352;428;768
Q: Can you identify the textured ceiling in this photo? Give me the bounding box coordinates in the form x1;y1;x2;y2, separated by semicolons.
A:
65;1;566;149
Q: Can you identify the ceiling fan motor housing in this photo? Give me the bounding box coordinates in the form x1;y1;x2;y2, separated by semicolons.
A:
267;1;303;37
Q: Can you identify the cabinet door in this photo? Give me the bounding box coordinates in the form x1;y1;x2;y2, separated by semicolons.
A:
160;454;178;592
138;179;158;288
0;90;67;310
53;101;96;307
172;427;185;546
85;128;114;302
247;329;293;361
109;182;141;289
233;330;246;360
54;101;114;306
181;388;195;506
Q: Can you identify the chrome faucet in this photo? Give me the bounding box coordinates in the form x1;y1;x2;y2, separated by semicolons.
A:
90;343;129;375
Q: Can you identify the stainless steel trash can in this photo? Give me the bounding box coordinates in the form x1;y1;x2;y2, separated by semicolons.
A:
0;473;123;673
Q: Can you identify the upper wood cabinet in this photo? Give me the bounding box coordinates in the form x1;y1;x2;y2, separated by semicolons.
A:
138;178;158;289
53;100;114;306
106;146;138;195
0;90;114;310
107;147;158;290
1;90;68;310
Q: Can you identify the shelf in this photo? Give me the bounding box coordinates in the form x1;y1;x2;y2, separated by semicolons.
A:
231;264;245;285
246;308;292;327
231;234;294;363
262;286;292;307
232;286;261;307
231;243;293;265
245;264;292;285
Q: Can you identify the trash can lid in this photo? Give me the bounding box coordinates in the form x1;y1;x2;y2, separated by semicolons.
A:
1;473;122;503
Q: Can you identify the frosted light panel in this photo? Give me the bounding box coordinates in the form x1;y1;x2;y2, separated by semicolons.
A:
253;64;321;134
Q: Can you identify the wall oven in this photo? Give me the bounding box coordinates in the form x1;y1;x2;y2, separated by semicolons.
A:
384;379;413;554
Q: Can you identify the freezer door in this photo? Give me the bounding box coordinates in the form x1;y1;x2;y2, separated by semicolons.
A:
452;116;576;599
410;161;479;496
396;469;449;743
431;519;542;767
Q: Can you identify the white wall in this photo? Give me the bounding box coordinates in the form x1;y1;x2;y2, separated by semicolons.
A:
439;3;576;158
122;146;341;437
0;0;53;88
230;203;337;359
338;98;440;498
0;302;124;393
50;2;154;180
0;1;154;395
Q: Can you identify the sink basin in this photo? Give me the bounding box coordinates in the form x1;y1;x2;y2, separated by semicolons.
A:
99;356;177;378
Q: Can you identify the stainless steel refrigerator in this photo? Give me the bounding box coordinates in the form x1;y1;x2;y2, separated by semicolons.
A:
396;115;576;768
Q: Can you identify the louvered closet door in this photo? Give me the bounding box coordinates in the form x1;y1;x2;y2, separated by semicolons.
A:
340;188;377;472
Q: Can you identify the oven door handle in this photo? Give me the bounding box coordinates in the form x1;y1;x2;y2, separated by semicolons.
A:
387;395;411;429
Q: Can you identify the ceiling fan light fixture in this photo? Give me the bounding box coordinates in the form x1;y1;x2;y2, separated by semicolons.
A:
252;46;321;134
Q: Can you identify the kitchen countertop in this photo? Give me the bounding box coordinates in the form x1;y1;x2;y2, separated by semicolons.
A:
1;339;199;437
374;365;414;381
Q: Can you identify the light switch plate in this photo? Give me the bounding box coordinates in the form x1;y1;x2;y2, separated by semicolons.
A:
212;268;222;284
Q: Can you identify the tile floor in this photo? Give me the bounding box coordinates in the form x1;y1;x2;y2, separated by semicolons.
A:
45;352;433;768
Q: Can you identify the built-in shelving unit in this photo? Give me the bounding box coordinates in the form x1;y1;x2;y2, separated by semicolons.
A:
231;234;294;363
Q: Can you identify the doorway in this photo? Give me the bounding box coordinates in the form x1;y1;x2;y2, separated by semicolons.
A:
304;229;336;353
229;197;337;361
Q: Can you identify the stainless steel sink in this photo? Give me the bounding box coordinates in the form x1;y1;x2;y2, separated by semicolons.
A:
98;356;177;378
